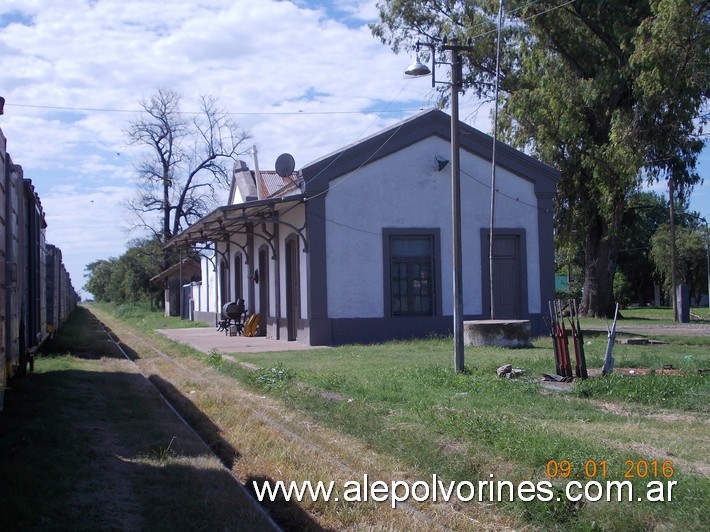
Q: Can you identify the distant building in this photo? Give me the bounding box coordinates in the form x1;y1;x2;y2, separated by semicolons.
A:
168;109;558;344
150;258;201;318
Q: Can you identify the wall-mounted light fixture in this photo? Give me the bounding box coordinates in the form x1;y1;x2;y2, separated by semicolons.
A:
436;156;450;172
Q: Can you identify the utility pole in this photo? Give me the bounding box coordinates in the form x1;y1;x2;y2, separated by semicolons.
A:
405;0;505;371
488;0;505;320
703;218;710;311
406;37;474;373
447;39;465;373
669;178;678;321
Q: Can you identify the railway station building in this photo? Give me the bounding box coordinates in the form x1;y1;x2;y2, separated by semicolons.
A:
167;109;558;345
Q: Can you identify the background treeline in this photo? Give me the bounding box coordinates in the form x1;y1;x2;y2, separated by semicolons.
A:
558;191;709;307
84;237;192;307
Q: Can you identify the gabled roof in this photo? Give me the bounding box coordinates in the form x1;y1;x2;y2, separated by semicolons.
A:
299;108;558;198
168;109;558;251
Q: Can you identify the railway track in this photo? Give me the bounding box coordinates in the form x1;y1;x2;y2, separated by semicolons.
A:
84;307;504;531
91;312;282;531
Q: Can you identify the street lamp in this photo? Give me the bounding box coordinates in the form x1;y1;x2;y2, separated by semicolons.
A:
406;37;472;373
405;1;504;372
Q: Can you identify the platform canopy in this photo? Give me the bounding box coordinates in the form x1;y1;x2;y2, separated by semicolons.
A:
165;194;307;251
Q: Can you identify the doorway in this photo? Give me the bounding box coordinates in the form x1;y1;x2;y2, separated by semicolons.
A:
285;237;300;341
258;247;269;336
482;231;527;319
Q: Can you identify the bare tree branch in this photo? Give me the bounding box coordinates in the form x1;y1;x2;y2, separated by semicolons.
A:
123;88;251;268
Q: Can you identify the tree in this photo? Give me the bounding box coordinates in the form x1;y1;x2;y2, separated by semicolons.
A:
83;238;168;305
616;191;668;305
632;0;709;318
372;0;709;317
124;88;250;268
84;258;116;301
651;221;709;304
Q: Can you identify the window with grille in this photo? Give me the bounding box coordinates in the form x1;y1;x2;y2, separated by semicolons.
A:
389;235;435;316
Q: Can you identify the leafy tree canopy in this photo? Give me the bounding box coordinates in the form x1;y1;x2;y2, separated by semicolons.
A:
83;237;181;305
372;0;709;316
651;221;709;302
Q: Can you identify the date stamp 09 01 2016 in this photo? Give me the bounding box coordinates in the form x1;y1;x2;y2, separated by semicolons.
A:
546;459;675;480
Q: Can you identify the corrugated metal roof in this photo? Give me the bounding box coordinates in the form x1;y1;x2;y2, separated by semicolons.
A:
257;171;301;198
165;194;306;249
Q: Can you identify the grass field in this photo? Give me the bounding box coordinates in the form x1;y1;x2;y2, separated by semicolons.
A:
579;304;710;327
194;305;709;530
2;303;708;530
0;306;274;531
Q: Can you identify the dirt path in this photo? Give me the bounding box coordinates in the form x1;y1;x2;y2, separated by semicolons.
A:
0;308;277;531
585;322;710;337
90;307;522;531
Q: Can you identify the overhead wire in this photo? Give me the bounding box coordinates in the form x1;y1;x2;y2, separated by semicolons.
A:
297;1;581;209
302;120;408;202
305;161;552;241
286;3;578;226
5;101;425;116
460;167;553;214
6;0;582;234
448;0;578;44
298;78;422;194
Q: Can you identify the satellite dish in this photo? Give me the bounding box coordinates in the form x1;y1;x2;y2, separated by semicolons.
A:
275;153;295;177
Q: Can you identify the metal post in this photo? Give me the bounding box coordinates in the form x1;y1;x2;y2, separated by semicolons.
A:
450;40;465;373
408;37;475;373
489;0;505;320
669;178;678;321
179;253;183;319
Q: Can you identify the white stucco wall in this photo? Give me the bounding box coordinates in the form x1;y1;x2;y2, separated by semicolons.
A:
484;160;541;314
324;136;540;319
196;250;217;315
226;233;250;309
277;204;308;320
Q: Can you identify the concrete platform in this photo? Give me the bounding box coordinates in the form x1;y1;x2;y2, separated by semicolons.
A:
463;319;532;348
156;327;327;354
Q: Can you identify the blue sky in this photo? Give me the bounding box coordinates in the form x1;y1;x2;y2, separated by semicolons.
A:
1;0;707;298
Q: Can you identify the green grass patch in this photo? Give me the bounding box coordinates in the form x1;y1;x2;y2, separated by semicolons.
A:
228;339;707;530
573;373;709;411
579;305;710;328
101;304;709;531
237;355;708;530
249;362;297;390
1;307;274;531
86;301;209;333
211;344;706;529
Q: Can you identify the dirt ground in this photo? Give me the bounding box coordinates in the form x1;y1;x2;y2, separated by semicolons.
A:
585;321;710;336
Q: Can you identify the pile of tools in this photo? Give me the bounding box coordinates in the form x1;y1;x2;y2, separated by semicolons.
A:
543;299;588;381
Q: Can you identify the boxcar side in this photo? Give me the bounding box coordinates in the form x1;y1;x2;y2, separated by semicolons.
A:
1;126;78;411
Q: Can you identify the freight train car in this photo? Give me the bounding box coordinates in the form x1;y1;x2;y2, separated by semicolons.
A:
1;126;79;411
1;128;6;411
21;179;48;371
46;244;79;337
